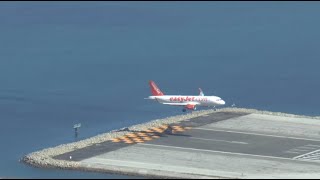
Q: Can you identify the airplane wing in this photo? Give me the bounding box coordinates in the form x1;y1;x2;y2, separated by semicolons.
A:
162;102;200;106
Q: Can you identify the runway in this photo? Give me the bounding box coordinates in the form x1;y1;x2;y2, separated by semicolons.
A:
54;111;320;178
141;127;320;161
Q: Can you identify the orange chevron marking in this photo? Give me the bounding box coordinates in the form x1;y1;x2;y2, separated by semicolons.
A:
175;129;185;132
111;138;121;142
137;133;148;136
123;140;135;144
133;139;144;143
132;137;143;141
159;125;168;128
119;137;131;140
126;133;138;137
151;128;164;133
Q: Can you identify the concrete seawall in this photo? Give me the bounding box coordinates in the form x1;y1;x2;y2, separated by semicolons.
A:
21;108;320;178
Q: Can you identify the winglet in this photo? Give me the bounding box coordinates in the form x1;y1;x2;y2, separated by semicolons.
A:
199;88;204;96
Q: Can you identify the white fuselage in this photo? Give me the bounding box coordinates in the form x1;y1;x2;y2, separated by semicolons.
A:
148;95;225;107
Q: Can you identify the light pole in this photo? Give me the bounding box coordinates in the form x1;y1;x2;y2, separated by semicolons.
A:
73;123;81;138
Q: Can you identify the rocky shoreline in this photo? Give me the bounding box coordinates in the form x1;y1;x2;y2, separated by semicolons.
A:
20;107;320;177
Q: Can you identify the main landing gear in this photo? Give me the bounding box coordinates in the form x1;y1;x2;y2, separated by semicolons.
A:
182;107;196;112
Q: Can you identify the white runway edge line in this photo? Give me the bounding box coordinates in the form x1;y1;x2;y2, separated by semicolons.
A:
189;137;248;145
193;128;320;142
285;151;302;154
138;143;300;162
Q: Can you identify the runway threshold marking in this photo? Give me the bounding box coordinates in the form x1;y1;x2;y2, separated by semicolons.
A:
194;128;320;142
293;149;320;160
285;144;320;155
190;137;248;145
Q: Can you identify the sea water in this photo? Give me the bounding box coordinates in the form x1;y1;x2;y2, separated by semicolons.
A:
0;1;320;178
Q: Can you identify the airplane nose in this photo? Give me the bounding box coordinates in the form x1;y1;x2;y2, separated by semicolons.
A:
221;100;226;105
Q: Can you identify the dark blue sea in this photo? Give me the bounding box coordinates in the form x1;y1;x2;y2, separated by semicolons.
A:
1;2;320;178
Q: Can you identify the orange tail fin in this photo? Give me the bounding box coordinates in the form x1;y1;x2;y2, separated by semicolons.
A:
149;80;164;96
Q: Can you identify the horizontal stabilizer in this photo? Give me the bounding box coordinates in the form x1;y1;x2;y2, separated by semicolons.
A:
199;88;204;96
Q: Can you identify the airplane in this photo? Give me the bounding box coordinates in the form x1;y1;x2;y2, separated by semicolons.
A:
145;80;226;112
